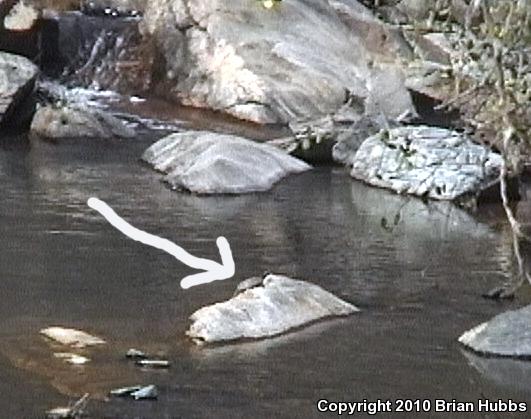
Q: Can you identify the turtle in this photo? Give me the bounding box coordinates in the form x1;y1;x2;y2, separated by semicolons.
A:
232;271;271;297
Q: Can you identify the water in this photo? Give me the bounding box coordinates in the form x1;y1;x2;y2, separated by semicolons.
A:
1;130;531;418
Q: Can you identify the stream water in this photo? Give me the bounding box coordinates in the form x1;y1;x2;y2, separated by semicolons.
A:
1;107;531;418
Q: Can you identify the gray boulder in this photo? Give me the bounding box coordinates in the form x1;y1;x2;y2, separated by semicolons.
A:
142;131;311;194
187;274;359;344
140;0;415;123
346;125;503;201
459;304;531;358
0;51;38;126
30;104;135;139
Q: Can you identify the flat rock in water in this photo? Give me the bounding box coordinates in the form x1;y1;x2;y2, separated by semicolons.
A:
40;327;106;348
348;126;503;201
187;274;359;344
459;304;531;358
0;51;38;126
31;104;135;139
142;131;311;194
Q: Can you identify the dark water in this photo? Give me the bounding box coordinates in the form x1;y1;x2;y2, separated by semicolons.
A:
1;132;531;418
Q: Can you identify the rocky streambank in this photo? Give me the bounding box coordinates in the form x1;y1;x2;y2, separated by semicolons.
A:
0;51;39;128
0;0;522;200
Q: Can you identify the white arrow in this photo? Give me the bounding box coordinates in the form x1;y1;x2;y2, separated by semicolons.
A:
87;197;235;289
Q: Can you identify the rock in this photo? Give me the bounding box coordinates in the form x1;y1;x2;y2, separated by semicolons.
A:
109;384;158;400
459;304;531;359
332;115;385;165
142;131;311;194
268;101;395;163
0;51;38;127
410;32;452;66
0;0;42;60
346;125;503;202
135;359;170;368
30;104;135;138
397;0;431;21
40;326;106;348
186;273;359;344
140;0;415;123
53;352;90;365
110;385;143;397
45;394;89;419
130;384;158;400
3;0;38;30
125;348;147;359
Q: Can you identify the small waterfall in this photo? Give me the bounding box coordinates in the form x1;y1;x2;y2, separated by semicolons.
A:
41;11;153;95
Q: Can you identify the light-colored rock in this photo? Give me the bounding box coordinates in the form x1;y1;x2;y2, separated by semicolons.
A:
142;131;311;194
347;125;503;201
53;352;90;365
40;326;106;348
187;273;359;344
331;115;385;165
459;304;531;358
30;104;135;138
3;0;38;30
0;51;38;125
140;0;415;123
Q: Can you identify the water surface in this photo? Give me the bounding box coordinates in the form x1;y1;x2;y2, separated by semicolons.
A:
1;133;530;418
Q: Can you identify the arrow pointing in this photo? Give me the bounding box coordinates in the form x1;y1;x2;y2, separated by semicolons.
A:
87;197;235;289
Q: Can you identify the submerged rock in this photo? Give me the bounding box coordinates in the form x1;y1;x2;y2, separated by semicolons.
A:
130;384;158;400
140;0;414;123
110;384;158;400
0;51;38;127
110;385;144;397
45;394;89;419
142;131;311;194
187;274;359;344
459;304;531;359
125;348;147;359
40;327;106;348
53;352;90;365
30;104;135;139
135;359;170;369
347;126;503;202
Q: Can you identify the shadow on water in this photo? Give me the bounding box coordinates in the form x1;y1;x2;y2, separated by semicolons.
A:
1;134;531;417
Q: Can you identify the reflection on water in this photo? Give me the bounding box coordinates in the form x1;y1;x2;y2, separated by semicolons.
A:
1;135;530;418
462;350;531;394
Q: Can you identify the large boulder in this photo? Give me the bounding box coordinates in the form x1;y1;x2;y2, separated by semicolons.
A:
344;125;503;202
0;51;38;127
142;131;311;194
459;304;531;359
139;0;415;124
30;104;135;138
187;274;359;344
